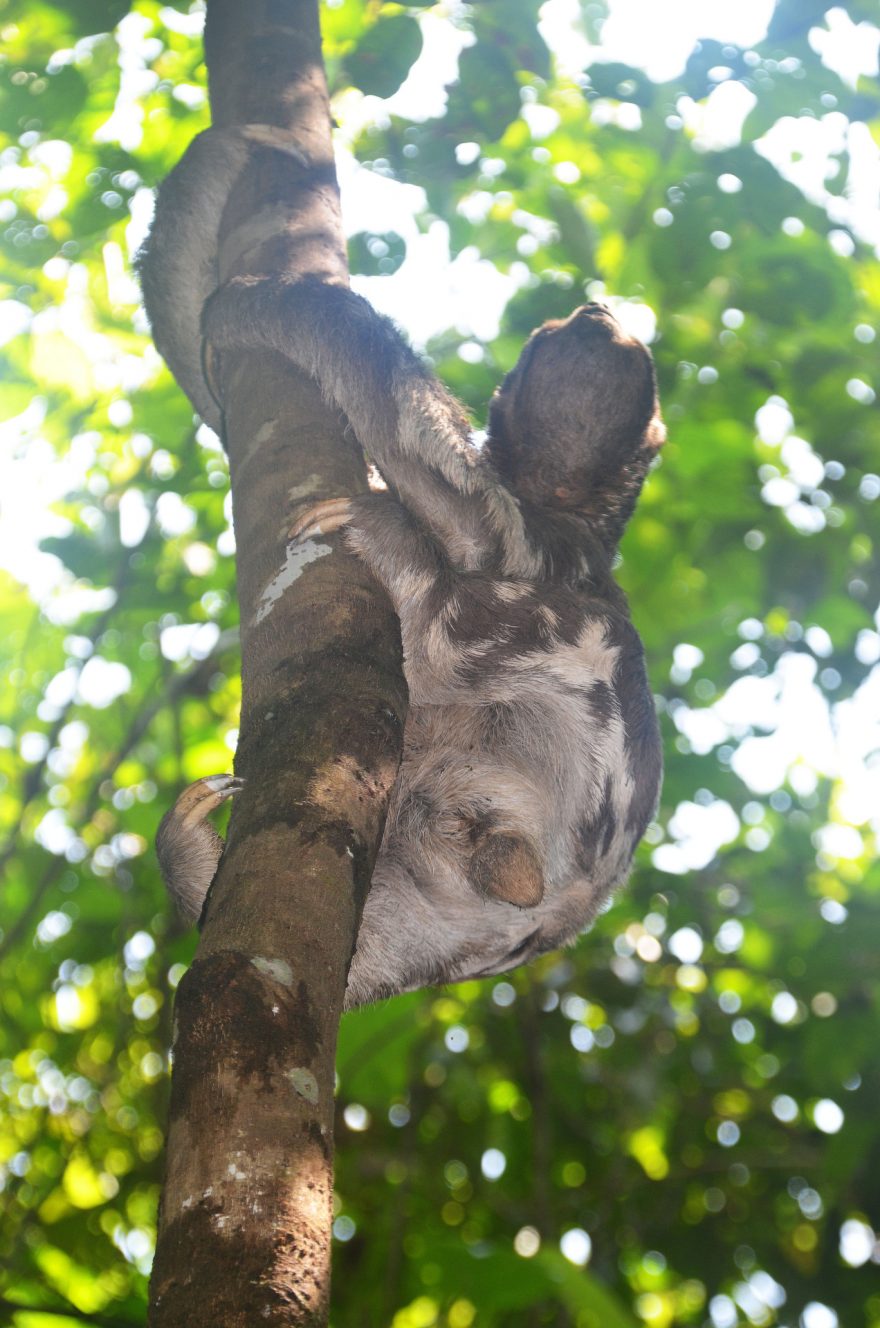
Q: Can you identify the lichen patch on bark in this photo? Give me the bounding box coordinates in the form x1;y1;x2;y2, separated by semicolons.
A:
170;951;324;1118
286;1067;320;1103
287;473;324;501
253;539;332;624
252;955;295;986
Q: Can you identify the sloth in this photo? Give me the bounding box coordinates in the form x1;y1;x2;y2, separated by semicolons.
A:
142;127;665;1008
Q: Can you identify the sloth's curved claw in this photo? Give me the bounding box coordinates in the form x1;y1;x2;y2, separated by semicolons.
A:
170;774;244;828
288;496;353;543
156;775;244;926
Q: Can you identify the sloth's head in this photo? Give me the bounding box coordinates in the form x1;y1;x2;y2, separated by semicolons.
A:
486;304;665;543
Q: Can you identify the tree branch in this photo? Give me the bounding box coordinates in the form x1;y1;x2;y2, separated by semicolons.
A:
148;2;406;1324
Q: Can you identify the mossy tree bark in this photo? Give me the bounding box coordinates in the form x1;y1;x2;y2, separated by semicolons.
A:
147;2;407;1323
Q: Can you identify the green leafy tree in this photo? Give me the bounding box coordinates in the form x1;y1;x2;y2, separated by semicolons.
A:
0;1;878;1326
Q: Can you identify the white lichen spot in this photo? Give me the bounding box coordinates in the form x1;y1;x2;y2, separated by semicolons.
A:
252;419;278;447
202;1187;214;1199
286;1067;319;1104
287;473;324;501
271;1003;280;1015
213;1214;228;1231
232;418;280;479
251;956;294;986
253;540;331;625
227;1162;247;1180
181;1195;193;1210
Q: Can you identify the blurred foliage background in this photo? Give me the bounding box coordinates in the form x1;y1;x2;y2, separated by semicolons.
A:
0;1;879;1326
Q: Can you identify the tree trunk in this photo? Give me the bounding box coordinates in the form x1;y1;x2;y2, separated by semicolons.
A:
148;2;407;1323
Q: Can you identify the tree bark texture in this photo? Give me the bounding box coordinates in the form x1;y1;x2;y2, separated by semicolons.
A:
148;2;407;1324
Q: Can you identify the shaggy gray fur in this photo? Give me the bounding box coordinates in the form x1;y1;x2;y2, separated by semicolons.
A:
143;128;664;1008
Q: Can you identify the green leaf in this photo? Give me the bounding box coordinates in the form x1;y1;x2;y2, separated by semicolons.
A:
471;0;551;80
449;44;522;142
542;1249;641;1327
343;13;423;99
348;230;407;277
586;60;655;107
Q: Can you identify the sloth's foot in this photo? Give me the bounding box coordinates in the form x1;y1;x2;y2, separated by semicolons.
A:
156;775;244;924
168;774;243;827
288;496;353;542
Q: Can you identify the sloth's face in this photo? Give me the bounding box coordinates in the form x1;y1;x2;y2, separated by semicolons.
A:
486;303;664;514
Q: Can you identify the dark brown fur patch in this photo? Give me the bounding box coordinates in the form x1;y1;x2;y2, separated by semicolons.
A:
468;832;545;908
